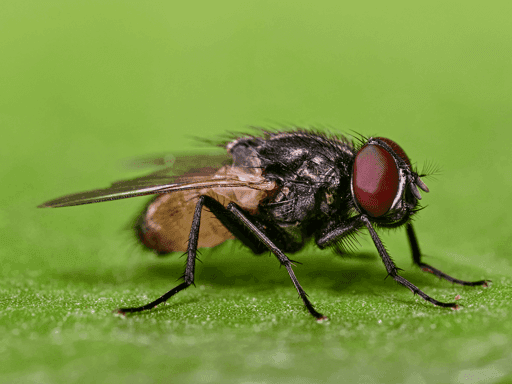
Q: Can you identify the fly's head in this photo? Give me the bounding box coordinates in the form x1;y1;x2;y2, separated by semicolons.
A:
350;137;429;226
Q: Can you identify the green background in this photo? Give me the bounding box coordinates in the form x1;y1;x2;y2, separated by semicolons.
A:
1;1;512;383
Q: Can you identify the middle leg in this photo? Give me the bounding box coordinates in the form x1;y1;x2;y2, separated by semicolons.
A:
226;202;326;320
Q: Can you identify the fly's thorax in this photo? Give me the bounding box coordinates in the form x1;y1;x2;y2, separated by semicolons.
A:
262;182;317;225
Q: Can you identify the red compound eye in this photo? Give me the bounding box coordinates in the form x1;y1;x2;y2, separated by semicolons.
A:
375;137;411;168
353;144;399;217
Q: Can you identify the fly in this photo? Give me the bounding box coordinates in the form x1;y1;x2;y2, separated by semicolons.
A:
39;129;488;320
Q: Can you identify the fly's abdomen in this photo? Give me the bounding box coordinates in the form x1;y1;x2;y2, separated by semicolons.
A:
136;191;234;254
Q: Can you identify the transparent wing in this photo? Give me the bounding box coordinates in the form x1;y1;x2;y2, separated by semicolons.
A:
122;151;230;172
39;152;272;208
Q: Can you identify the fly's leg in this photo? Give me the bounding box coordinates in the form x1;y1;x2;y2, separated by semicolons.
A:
406;223;488;287
118;195;324;319
361;216;459;308
117;195;214;313
315;217;364;249
226;202;326;320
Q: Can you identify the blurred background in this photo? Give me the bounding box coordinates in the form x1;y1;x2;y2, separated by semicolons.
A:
1;1;511;383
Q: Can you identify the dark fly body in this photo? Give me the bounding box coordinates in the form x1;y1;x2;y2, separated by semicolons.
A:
39;130;488;320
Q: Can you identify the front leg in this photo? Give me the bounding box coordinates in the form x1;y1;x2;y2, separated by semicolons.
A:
406;223;488;287
361;216;459;308
316;215;459;308
315;216;364;249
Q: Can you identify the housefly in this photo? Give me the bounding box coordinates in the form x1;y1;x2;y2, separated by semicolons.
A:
39;129;488;320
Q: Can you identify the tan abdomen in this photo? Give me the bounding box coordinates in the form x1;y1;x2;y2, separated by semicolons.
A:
137;190;235;254
136;164;277;254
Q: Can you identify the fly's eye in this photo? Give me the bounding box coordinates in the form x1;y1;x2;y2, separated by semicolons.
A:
375;137;411;168
353;144;399;217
